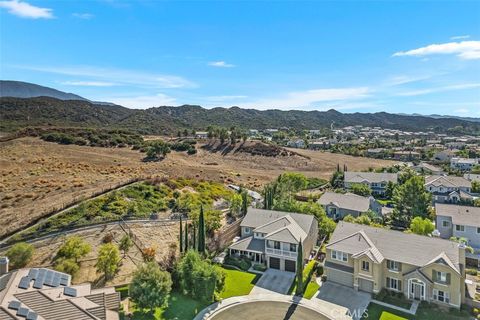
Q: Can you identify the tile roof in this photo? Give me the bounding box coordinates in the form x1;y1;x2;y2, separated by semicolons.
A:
435;204;480;228
327;222;462;273
318;192;370;212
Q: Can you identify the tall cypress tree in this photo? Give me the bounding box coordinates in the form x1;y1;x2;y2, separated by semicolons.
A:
295;239;304;296
179;216;183;253
198;206;206;253
192;223;197;251
184;222;189;252
241;190;248;216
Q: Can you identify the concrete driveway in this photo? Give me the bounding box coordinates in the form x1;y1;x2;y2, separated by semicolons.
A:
250;269;295;295
314;282;371;320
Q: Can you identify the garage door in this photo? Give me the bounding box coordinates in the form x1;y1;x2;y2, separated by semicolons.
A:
325;268;353;287
269;257;280;270
358;278;374;293
285;259;296;272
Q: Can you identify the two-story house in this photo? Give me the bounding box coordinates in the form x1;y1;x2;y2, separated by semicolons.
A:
435;203;480;267
344;172;398;196
228;208;318;272
318;192;381;220
424;175;472;204
450;157;479;172
325;222;466;309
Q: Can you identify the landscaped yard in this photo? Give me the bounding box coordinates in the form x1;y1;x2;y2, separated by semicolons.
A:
375;290;411;309
218;266;260;299
364;302;472;320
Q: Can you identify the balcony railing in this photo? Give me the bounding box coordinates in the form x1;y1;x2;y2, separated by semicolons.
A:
266;248;298;258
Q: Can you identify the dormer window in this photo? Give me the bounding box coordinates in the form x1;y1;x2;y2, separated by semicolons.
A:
244;227;251;234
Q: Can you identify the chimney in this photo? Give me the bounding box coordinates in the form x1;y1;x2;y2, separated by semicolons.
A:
0;257;9;276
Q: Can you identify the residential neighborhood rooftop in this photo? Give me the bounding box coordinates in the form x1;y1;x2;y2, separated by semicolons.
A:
344;172;398;184
435;203;480;228
318;192;371;213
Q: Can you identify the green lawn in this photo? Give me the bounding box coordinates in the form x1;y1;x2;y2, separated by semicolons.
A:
364;302;472;320
379;293;411;309
217;266;260;299
288;260;317;294
126;292;209;320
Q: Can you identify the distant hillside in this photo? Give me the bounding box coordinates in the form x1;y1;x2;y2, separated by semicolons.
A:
1;96;479;135
0;80;88;101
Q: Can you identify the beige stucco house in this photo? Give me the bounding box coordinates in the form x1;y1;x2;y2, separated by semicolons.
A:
325;222;466;309
228;208;318;272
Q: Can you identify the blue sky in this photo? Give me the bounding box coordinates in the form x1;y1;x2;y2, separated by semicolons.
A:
1;0;479;116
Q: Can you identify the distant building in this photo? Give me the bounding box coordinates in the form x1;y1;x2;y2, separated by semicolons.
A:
195;131;209;139
433;150;457;163
344;172;398;196
393;151;421;161
424;175;472;204
464;173;480;182
412;162;445;175
286;139;305;149
0;264;120;320
318;192;381;220
450;157;479;172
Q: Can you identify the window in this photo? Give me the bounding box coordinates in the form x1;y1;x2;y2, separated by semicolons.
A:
435;271;448;283
387;260;400;271
477;227;480;234
331;250;348;262
361;261;370;272
290;243;297;252
386;277;401;291
244;227;251;234
274;241;280;250
442;221;450;228
455;225;465;232
433;289;450;303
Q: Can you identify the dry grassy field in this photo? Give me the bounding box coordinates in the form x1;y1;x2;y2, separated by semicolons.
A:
0;137;395;237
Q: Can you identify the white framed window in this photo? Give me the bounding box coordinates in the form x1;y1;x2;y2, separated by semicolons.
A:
455;225;465;232
290;243;297;252
435;271;448;283
433;289;450;303
386;277;400;291
442;221;450;228
244;227;251;234
387;260;400;271
331;250;348;262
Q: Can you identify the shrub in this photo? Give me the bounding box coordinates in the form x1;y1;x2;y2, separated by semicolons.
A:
253;264;267;272
466;268;478;276
6;242;34;269
224;255;252;271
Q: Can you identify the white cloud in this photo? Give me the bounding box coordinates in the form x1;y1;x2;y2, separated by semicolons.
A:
15;65;196;88
397;83;480;96
108;93;177;109
208;61;235;68
206;95;247;102
450;35;470;40
236;87;370;110
72;13;94;19
386;74;436;86
0;0;53;19
455;108;469;114
393;41;480;60
60;81;115;87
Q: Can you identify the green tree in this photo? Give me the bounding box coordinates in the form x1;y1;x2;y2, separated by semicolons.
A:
409;217;434;236
330;171;344;189
96;243;120;280
295;240;304;296
176;251;225;302
54;258;79;277
319;216;336;238
350;183;372;197
241;190;249;216
198;206;206;253
130;262;172;313
119;234;133;257
146;141;171;160
56;236;91;263
472;181;480;193
385;181;397;199
391;176;432;228
184;222;189;251
179;217;184;253
6;242;34;269
229;193;242;217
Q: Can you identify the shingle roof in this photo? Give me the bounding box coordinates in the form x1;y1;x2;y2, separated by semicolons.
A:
318;192;370;212
327;222;461;273
229;236;265;253
425;175;471;188
344;172;398;184
241;208;315;234
435;204;480;228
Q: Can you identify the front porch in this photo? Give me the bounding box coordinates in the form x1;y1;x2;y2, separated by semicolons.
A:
229;248;265;264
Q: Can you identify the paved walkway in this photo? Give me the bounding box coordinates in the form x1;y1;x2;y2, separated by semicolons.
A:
370;299;419;315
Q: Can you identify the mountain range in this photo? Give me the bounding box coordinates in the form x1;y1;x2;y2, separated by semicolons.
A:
1;80;479;135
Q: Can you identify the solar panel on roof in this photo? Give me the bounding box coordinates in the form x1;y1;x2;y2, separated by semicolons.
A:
26;311;38;320
63;287;77;297
27;269;38;280
60;277;69;286
44;270;54;286
18;276;31;289
33;277;44;289
17;307;29;317
8;300;21;310
52;274;61;287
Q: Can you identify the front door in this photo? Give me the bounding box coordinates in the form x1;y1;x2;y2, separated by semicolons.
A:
410;282;424;300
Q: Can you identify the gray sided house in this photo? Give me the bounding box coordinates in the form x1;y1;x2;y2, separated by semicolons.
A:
424;175;472;204
318;192;381;220
228;208;318;272
344;172;398;196
435;203;480;267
